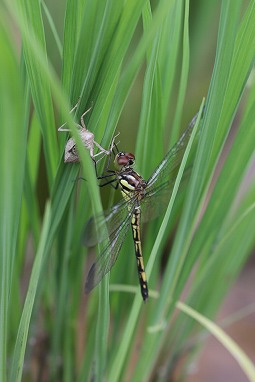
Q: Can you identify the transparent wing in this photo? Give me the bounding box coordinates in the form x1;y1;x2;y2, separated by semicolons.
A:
139;112;200;221
85;206;134;293
140;167;191;222
146;111;199;189
84;197;131;247
135;114;198;221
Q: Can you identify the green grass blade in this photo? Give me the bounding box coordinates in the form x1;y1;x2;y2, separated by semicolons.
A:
159;1;184;127
0;15;27;382
170;0;190;145
104;0;176;145
41;0;62;59
136;2;163;176
10;203;52;382
61;0;80;94
177;302;255;382
211;0;255;162
17;0;59;186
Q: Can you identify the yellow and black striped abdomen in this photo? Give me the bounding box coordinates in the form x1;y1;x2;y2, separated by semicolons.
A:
131;207;148;301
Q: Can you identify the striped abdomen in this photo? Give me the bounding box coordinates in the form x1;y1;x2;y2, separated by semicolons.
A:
131;207;148;301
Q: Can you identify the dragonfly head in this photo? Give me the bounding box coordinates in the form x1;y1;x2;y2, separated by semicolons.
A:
114;152;135;169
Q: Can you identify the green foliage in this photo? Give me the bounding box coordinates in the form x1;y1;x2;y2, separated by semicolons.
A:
0;1;255;381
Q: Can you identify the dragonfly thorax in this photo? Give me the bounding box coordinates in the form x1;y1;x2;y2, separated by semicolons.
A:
118;168;147;204
114;152;135;170
115;152;147;198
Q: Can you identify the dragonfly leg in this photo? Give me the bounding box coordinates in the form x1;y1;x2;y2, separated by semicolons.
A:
96;170;118;188
99;177;119;189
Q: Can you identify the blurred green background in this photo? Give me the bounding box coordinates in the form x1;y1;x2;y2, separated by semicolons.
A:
0;1;255;381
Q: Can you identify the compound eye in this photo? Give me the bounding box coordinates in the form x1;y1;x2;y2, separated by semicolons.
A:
115;152;135;168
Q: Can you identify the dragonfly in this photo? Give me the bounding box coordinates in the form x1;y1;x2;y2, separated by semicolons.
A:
58;101;118;164
84;111;201;301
